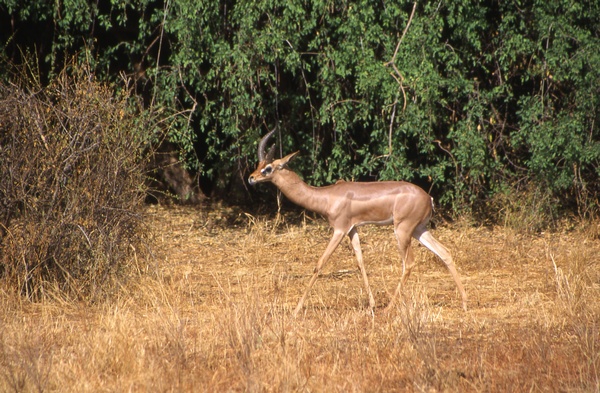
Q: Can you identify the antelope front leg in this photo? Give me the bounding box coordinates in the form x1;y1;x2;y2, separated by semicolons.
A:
348;228;376;312
293;230;346;318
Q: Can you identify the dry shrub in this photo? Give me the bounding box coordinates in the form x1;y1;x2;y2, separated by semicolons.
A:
489;185;560;233
0;61;150;300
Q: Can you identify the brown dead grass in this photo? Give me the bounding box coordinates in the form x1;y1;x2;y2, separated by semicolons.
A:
1;204;599;392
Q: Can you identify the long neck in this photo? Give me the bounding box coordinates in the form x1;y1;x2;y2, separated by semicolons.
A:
271;169;329;216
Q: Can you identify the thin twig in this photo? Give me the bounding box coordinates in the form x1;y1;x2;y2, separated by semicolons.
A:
386;2;418;67
387;2;418;77
151;0;171;110
388;96;398;155
384;2;418;156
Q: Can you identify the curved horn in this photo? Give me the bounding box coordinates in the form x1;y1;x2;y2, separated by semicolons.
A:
265;143;276;163
257;127;276;162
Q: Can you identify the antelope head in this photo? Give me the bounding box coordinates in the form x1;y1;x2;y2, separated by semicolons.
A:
248;128;299;185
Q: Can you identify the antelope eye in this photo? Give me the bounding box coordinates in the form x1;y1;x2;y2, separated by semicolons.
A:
261;166;273;175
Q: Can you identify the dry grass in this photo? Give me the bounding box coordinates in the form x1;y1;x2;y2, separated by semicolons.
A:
1;204;599;392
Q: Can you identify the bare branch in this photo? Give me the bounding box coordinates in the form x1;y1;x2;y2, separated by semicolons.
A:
384;2;417;156
386;2;418;67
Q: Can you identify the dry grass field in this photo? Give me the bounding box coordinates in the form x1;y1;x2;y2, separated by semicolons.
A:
1;204;599;392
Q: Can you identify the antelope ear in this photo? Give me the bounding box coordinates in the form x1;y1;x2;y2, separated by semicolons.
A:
277;151;300;168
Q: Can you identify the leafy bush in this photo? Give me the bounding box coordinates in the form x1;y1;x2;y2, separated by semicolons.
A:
2;0;599;220
0;62;151;300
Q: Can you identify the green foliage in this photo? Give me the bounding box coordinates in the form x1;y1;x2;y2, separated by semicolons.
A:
1;0;599;220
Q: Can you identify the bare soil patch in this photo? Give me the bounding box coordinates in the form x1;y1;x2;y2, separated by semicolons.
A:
1;205;599;392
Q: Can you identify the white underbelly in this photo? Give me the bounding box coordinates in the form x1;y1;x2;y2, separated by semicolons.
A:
356;217;393;227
